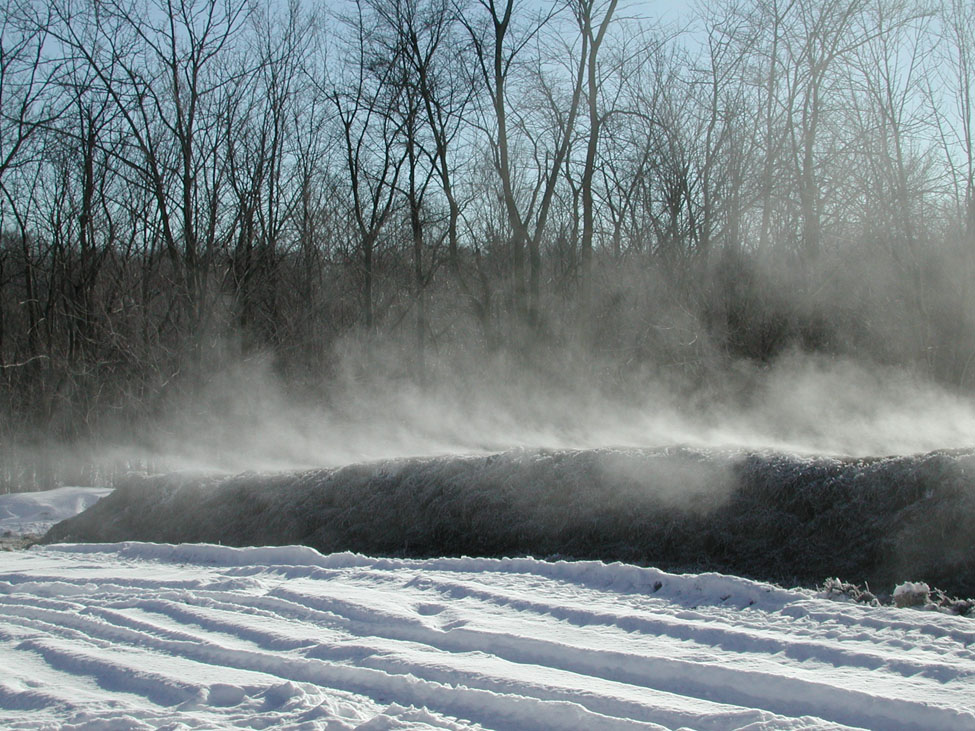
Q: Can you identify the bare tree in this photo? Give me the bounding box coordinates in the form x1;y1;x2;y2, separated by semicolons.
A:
464;0;591;331
575;0;618;307
326;0;410;331
49;0;252;340
934;0;975;239
224;0;315;345
0;4;66;372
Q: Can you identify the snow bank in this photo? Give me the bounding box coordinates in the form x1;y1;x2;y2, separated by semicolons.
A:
50;541;801;611
41;447;975;596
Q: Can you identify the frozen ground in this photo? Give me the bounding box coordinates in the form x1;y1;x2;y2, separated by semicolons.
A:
1;541;974;730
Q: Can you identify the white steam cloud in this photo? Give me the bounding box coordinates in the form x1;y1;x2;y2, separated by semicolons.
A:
118;348;975;475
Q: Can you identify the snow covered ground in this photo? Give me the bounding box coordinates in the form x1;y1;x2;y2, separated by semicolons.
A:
1;541;974;730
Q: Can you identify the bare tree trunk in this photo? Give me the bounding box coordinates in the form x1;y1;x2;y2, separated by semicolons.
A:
579;0;619;319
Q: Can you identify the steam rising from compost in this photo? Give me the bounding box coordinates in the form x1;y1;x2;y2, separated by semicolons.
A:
98;347;975;475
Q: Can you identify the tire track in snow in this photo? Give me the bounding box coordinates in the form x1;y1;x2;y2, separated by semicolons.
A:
0;571;207;593
111;583;842;729
2;577;841;730
104;597;766;730
15;637;202;707
266;582;972;731
1;568;960;731
2;590;674;730
393;573;973;681
119;595;803;730
780;602;975;646
0;682;69;713
2;545;974;730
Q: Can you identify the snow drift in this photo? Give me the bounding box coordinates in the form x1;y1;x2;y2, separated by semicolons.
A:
42;447;975;597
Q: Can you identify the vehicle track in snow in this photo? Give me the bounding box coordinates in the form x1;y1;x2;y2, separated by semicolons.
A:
1;543;973;730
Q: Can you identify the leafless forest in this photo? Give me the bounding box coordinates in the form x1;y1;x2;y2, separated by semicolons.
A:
2;0;975;484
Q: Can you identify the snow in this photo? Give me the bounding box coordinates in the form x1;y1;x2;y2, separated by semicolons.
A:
0;487;112;538
1;542;973;730
893;582;931;597
892;582;933;609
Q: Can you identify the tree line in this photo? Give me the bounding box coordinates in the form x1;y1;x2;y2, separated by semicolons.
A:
2;0;975;449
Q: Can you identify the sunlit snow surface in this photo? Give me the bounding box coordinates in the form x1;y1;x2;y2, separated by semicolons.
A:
1;543;974;730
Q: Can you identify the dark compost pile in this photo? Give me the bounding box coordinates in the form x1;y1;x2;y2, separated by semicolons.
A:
42;447;975;596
